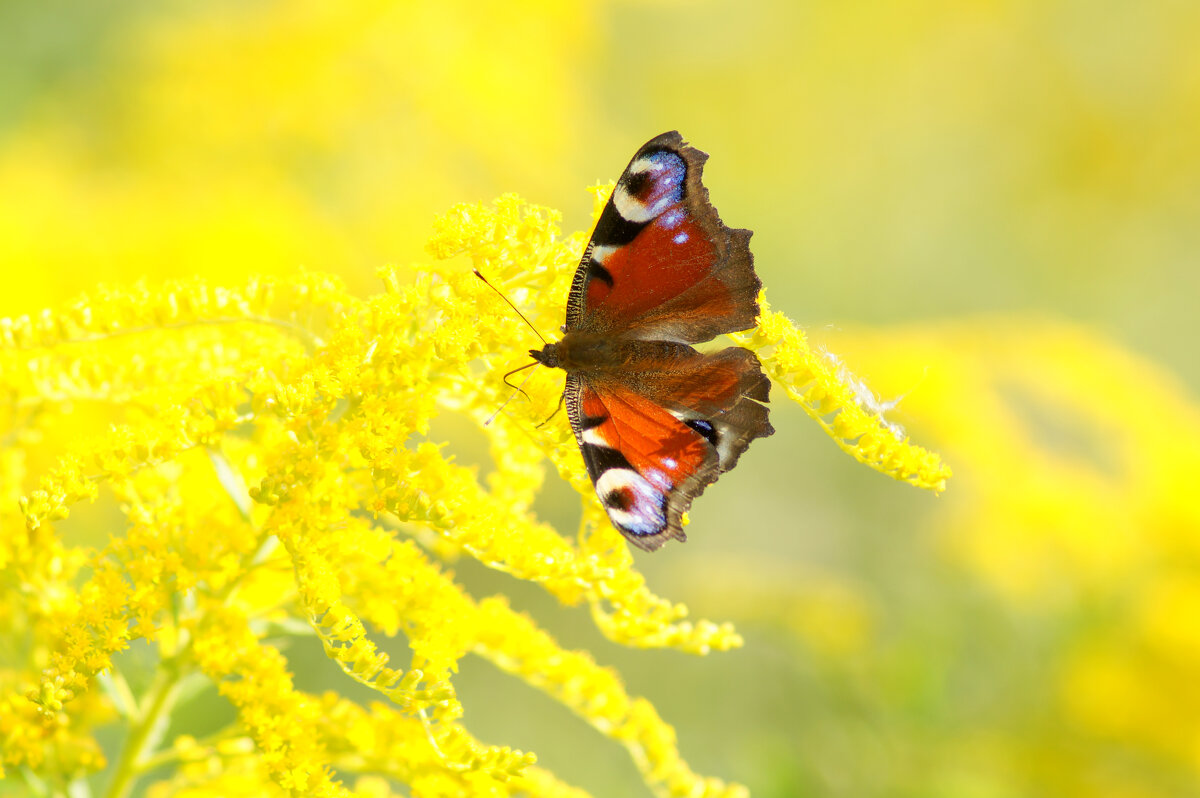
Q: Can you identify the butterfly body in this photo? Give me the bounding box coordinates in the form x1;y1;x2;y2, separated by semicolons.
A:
531;336;689;373
535;131;773;551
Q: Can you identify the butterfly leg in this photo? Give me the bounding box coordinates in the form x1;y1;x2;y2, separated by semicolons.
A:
535;391;565;429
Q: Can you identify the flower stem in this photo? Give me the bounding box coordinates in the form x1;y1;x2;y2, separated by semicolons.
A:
103;661;183;798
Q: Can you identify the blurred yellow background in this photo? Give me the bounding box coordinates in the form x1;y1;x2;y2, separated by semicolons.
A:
4;1;1199;796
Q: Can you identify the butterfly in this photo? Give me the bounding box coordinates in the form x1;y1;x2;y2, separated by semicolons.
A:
530;131;774;551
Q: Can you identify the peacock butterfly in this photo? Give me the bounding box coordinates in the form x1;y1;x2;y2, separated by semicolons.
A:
531;131;774;551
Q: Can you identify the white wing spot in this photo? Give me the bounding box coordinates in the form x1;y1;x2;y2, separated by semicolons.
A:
644;468;671;491
581;426;609;447
673;232;689;244
613;184;651;223
590;244;617;265
660;208;685;229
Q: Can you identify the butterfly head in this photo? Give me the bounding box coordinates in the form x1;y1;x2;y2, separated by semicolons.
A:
529;343;560;370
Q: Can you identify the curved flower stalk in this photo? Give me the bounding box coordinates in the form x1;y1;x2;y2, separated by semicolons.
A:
730;304;951;493
2;192;947;797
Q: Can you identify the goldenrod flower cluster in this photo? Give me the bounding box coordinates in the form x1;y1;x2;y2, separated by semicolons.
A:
1;192;947;797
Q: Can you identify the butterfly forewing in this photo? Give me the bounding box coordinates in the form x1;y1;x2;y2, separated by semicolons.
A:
566;131;762;343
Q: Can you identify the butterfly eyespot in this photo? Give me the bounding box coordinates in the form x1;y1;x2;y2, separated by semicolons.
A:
603;486;633;511
625;169;652;200
595;468;666;537
614;152;685;224
685;418;720;449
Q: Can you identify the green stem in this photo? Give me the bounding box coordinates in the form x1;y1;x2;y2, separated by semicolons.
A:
102;662;183;798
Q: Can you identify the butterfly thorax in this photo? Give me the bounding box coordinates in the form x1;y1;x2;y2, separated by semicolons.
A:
530;334;694;375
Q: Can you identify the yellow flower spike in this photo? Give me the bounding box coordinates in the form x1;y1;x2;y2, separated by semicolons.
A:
261;382;730;788
19;399;251;531
474;597;749;798
731;300;952;493
481;416;548;513
190;605;347;798
315;691;568;798
258;449;483;729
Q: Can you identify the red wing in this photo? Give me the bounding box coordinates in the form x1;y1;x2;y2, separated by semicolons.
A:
565;375;716;551
562;346;773;552
565;131;761;344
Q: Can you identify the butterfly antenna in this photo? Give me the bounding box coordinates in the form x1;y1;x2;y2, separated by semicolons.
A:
473;269;548;345
501;360;538;392
484;362;539;426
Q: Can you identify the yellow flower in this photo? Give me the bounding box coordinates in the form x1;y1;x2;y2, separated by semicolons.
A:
2;187;947;796
732;304;951;493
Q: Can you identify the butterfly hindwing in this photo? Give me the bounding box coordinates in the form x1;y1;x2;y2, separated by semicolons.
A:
563;345;774;552
639;345;773;474
565;374;714;550
566;131;761;344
